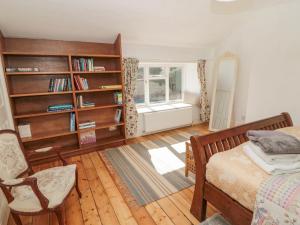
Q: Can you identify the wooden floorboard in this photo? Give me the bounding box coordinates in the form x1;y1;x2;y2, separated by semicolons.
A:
7;124;217;225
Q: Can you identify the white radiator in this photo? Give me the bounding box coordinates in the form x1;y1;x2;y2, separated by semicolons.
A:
143;106;192;133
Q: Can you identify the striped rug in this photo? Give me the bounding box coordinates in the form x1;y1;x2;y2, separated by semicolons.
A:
102;130;197;206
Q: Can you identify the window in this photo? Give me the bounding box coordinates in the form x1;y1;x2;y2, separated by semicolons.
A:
134;64;184;105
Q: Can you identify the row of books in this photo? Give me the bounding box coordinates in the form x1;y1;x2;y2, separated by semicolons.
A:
70;112;76;132
47;104;73;112
49;77;72;92
77;95;95;108
80;130;96;145
74;75;89;90
6;67;40;72
79;121;96;130
73;58;94;72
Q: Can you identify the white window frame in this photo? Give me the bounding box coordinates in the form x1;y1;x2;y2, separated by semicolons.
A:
136;63;185;106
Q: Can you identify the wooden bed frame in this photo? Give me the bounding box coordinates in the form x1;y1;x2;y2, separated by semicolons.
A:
190;112;293;225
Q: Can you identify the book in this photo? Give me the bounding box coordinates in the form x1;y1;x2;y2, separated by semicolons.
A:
73;58;94;71
80;130;96;145
76;95;95;108
48;103;73;112
93;66;105;72
114;109;122;123
48;77;71;92
74;75;89;90
114;92;123;105
79;121;96;130
100;84;122;89
6;67;39;72
70;112;76;132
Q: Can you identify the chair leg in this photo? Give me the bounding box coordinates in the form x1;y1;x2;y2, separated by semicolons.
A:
11;213;23;225
75;169;82;198
55;207;65;225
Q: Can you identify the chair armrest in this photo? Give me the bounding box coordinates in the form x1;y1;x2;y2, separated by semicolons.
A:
28;146;67;165
0;177;49;209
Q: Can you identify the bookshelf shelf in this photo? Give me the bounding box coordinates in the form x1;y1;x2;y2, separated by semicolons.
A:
78;121;124;132
71;54;121;58
77;104;123;112
75;88;122;94
14;109;75;119
80;135;125;148
6;71;71;76
21;130;78;143
2;33;126;164
2;52;69;56
10;91;73;98
72;70;121;74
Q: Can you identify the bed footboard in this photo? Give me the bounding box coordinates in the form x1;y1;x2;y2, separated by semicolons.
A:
190;112;293;224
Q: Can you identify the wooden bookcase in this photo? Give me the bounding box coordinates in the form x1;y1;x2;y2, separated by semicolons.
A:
0;33;126;164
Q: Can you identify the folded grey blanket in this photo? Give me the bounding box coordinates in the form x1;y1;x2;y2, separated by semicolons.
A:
247;130;300;154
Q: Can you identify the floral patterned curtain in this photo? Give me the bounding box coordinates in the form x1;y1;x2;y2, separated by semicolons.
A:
122;58;139;138
197;60;210;122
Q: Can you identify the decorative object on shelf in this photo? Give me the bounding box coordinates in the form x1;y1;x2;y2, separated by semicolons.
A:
114;109;122;123
80;130;96;145
93;66;105;72
99;84;122;89
70;112;76;132
76;95;95;108
79;121;96;130
47;103;73;112
17;122;32;138
114;92;123;105
6;67;39;72
73;58;94;72
74;75;89;90
48;77;72;92
123;57;139;138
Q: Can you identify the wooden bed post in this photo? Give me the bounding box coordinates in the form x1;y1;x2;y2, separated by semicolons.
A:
190;136;207;221
282;112;293;126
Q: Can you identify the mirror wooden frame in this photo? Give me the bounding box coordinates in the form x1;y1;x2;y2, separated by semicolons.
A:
209;52;239;131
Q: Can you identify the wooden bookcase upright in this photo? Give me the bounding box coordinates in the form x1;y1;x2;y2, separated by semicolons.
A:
0;33;126;164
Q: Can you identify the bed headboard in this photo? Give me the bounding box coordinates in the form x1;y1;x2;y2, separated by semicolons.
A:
190;112;293;176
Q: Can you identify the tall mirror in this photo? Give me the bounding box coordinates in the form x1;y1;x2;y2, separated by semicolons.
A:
209;53;238;131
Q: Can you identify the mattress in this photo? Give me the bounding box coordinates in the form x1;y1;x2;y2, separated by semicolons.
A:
206;126;300;211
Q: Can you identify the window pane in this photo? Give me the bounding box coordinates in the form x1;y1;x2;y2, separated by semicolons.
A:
149;67;165;76
138;67;144;79
134;80;145;104
149;79;166;103
169;67;182;100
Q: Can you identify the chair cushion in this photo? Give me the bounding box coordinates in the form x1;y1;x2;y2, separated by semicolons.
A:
9;164;76;213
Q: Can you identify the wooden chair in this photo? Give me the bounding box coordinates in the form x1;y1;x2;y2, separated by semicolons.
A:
0;129;81;225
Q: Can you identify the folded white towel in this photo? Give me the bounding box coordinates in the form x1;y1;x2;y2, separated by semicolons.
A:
247;142;300;164
243;145;300;175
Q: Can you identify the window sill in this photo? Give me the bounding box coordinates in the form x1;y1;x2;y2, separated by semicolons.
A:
137;103;192;114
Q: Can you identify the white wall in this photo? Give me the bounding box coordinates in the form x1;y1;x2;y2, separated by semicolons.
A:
214;1;300;125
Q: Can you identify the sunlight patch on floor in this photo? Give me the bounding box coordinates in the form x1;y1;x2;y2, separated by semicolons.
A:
171;141;186;154
148;147;185;175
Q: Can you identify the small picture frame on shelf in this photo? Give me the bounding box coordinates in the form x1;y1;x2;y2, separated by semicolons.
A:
18;122;32;138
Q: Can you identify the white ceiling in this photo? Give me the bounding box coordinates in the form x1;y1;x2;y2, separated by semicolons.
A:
0;0;288;48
